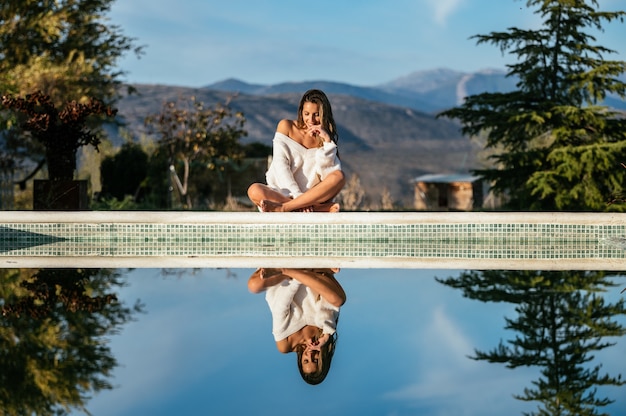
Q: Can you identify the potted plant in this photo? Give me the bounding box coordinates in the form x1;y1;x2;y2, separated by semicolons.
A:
1;91;116;209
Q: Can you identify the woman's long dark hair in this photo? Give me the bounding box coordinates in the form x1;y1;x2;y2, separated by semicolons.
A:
296;331;338;385
296;89;339;145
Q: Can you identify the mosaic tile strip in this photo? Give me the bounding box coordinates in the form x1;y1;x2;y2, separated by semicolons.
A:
1;221;625;261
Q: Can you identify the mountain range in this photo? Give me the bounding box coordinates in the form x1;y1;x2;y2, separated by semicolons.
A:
113;68;626;207
205;67;626;114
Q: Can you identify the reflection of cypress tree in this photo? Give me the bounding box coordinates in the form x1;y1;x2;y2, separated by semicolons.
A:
0;268;143;415
437;270;626;415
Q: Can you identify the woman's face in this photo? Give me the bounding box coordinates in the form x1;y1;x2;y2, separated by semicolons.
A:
300;332;329;373
302;101;321;128
301;347;320;374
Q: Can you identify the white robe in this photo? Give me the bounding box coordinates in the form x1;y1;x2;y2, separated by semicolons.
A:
265;278;340;341
265;132;341;198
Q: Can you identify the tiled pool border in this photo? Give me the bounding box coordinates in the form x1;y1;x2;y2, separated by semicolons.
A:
1;211;626;270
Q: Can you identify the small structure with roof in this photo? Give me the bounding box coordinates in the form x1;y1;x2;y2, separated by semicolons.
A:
412;173;483;211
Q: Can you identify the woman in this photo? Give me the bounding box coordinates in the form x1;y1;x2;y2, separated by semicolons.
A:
248;267;346;385
247;89;345;212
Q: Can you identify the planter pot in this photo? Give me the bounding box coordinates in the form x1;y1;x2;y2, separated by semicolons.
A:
46;149;76;181
33;179;88;210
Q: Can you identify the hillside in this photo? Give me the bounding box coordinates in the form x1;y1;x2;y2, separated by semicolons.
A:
114;84;480;207
113;67;626;207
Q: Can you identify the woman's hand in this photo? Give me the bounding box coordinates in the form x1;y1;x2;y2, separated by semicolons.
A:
307;124;331;143
306;333;330;351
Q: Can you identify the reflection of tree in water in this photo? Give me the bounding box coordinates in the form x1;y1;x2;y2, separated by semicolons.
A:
0;268;143;416
437;270;626;415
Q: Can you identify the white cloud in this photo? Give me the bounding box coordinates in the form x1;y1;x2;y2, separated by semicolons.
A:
426;0;465;26
383;305;536;415
421;305;475;367
383;368;535;416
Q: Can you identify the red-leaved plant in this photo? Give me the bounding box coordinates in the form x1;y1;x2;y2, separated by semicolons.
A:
2;91;116;181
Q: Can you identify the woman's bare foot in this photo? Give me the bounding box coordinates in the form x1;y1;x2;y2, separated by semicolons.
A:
260;268;283;279
260;199;284;212
260;200;340;213
313;202;340;212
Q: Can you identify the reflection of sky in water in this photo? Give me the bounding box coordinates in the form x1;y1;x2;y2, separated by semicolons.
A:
83;268;626;416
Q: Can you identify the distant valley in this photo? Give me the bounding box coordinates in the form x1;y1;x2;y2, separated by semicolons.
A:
113;68;625;207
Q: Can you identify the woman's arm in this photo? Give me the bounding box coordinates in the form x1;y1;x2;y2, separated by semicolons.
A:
247;268;290;293
281;268;346;307
315;141;342;180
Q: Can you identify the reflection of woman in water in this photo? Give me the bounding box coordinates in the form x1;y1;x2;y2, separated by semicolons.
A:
248;268;346;384
247;89;345;212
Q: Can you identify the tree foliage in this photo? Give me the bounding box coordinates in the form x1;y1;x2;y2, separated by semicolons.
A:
0;268;143;416
436;4;626;412
437;270;626;415
0;0;141;105
438;0;626;210
100;141;149;201
145;96;247;209
0;0;140;186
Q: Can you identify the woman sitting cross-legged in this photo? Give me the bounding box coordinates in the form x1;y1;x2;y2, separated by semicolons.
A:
247;89;345;212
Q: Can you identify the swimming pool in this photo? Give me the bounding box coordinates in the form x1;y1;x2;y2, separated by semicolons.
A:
2;211;625;270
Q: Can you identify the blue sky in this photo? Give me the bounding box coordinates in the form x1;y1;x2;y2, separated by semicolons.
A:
82;267;626;416
109;0;626;87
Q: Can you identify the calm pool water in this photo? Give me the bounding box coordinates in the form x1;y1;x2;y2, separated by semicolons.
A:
70;266;626;416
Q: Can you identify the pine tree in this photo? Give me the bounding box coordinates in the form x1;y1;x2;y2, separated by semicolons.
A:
438;0;626;211
437;270;626;415
437;2;626;414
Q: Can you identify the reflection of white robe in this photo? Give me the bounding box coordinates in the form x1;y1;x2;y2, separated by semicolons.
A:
265;132;341;198
265;278;339;342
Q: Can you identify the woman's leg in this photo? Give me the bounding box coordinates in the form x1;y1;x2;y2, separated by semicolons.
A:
247;268;290;293
261;170;346;212
247;183;290;208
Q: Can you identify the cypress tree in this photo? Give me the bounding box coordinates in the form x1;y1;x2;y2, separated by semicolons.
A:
438;2;626;414
439;0;626;211
437;270;626;415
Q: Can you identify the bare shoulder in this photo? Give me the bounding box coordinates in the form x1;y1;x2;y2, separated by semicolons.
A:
276;339;290;354
276;119;295;136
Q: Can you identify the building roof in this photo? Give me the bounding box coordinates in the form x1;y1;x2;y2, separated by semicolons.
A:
412;173;481;184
